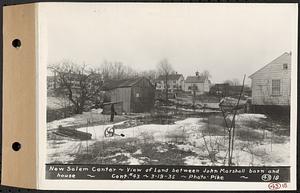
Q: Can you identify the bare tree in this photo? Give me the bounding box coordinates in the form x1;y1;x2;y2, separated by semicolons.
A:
232;78;240;86
157;58;174;104
49;61;103;114
200;70;212;80
139;69;158;83
224;79;240;86
99;60;138;81
224;80;233;86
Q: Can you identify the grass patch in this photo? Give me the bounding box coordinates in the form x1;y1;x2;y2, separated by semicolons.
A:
71;137;198;165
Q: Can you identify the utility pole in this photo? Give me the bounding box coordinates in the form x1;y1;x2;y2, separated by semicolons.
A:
220;74;246;166
229;74;246;165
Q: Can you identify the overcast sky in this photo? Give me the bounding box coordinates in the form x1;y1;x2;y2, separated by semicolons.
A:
41;3;297;84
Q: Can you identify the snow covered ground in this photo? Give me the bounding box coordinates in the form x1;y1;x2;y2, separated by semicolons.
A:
47;112;290;166
47;96;69;110
47;109;127;130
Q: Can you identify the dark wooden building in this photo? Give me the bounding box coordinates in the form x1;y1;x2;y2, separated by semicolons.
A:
102;77;155;113
209;83;230;97
210;83;251;98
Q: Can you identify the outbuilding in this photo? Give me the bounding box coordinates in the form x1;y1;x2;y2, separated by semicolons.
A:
101;77;155;113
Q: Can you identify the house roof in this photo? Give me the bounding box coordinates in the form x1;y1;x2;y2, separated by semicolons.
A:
156;74;183;81
185;76;207;83
249;52;291;78
214;83;230;87
101;77;152;90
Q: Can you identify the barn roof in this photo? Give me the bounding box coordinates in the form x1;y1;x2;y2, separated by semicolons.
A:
101;77;152;90
249;52;291;79
185;76;207;83
156;74;183;81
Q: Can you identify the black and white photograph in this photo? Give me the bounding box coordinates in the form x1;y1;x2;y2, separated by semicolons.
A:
42;3;297;187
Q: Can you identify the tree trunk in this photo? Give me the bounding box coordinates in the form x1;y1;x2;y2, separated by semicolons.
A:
165;75;168;105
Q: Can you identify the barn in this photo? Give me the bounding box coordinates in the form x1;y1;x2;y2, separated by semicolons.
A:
101;77;155;114
249;52;291;113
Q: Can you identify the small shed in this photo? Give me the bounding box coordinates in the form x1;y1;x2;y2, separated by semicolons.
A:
101;77;155;113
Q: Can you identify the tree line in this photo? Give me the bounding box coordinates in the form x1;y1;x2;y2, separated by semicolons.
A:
48;59;168;114
48;59;213;114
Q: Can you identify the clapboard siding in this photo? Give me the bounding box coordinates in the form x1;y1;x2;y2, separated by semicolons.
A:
250;52;291;106
184;80;210;94
131;78;155;113
105;77;155;113
110;87;131;112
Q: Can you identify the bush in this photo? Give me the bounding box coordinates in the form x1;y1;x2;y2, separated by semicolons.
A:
47;107;74;122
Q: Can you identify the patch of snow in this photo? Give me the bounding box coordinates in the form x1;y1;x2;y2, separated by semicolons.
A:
156;146;168;153
175;118;203;125
184;156;210;165
203;103;220;109
48;113;290;167
47;139;96;163
133;149;142;155
48;117;77;129
114;152;145;165
176;144;194;152
76;121;126;140
235;113;267;122
140;157;150;160
47;97;70;110
47;109;125;130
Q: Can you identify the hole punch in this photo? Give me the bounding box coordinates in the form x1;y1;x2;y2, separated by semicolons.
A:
12;142;21;151
12;39;21;48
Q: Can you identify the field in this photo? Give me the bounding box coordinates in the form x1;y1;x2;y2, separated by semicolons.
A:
47;103;290;166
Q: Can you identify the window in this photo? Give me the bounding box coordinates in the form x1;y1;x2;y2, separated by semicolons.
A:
188;86;191;90
192;84;198;90
272;79;281;95
283;63;288;70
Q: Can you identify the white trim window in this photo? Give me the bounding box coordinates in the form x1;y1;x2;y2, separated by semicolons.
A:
271;79;281;95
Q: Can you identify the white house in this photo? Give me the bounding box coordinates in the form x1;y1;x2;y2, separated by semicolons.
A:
155;74;184;92
184;72;211;95
249;52;291;107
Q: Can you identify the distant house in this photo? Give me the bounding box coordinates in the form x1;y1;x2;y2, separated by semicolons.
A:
249;52;291;108
47;76;57;90
184;72;211;95
155;73;184;92
101;77;155;113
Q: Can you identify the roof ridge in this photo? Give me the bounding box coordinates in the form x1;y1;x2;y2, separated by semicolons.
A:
102;77;150;90
249;52;291;78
